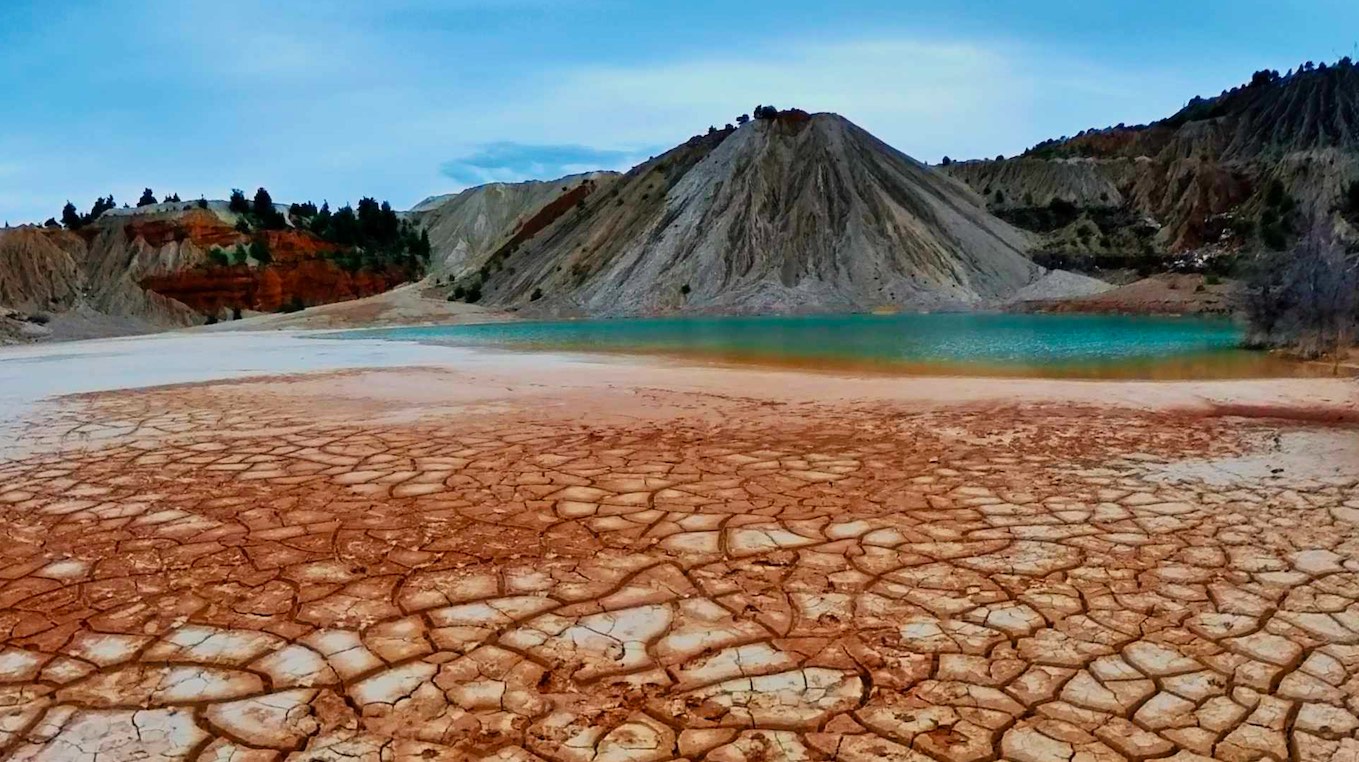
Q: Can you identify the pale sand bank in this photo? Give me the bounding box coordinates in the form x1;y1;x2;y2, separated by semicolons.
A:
3;328;1354;417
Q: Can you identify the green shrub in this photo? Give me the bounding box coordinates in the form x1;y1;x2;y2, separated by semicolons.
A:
249;238;272;265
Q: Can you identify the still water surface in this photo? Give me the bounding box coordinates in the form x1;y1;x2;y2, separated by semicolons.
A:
337;313;1309;379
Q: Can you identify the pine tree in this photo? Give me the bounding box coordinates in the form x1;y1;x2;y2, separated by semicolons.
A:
88;195;116;222
249;237;273;265
252;188;286;229
61;202;82;229
253;187;274;217
228;189;249;214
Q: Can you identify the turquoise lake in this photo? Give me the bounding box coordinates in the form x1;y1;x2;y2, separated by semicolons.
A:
337;313;1304;379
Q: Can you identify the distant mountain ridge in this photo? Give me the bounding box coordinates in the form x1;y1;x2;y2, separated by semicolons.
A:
945;58;1359;263
1033;60;1359;161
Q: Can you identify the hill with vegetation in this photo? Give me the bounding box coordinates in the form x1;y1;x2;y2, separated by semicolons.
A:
0;188;431;340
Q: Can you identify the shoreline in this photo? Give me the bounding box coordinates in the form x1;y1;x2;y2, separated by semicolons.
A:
2;329;1355;429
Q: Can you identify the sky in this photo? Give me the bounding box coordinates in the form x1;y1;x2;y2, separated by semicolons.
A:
3;0;1358;224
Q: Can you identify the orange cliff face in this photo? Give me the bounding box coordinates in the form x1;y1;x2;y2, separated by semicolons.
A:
140;261;411;315
131;214;418;316
120;209;243;249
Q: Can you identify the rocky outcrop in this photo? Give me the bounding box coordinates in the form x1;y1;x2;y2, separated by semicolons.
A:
130;219;414;316
141;260;408;315
945;60;1359;259
78;209;230;325
465;113;1039;315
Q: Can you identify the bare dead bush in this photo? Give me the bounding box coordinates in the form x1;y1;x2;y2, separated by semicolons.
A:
1241;221;1357;359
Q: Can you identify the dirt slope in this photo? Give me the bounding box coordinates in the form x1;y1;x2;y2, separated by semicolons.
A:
412;173;617;279
465;112;1039;315
1017;273;1238;315
0;227;85;312
200;282;513;332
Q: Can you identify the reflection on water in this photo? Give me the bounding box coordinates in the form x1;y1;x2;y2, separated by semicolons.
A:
335;313;1324;380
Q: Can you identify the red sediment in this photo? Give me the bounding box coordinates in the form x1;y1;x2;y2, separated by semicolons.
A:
1205;402;1359;425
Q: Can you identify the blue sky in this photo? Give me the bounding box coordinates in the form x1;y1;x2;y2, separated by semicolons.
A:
3;0;1358;223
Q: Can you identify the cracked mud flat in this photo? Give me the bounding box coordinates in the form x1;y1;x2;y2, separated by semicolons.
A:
0;338;1358;761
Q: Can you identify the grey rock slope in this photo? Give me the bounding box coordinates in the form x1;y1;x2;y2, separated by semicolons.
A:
471;113;1039;315
412;173;617;278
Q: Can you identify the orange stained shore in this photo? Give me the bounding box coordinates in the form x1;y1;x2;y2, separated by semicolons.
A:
408;341;1344;381
0;362;1357;761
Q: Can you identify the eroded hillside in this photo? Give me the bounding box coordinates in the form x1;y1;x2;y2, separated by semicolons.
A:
455;112;1040;315
413;173;617;279
946;59;1359;269
1;195;430;341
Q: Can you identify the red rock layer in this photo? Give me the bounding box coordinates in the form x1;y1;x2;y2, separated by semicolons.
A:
130;216;416;315
122;209;244;249
141;261;411;315
488;181;601;262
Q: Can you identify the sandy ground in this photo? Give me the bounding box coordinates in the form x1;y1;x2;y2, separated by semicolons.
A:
198;283;516;333
2;283;512;346
0;332;1357;760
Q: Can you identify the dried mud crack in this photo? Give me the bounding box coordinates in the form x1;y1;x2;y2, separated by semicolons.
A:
0;374;1357;761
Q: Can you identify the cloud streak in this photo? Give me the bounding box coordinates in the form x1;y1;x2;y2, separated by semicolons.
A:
439;142;654;185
